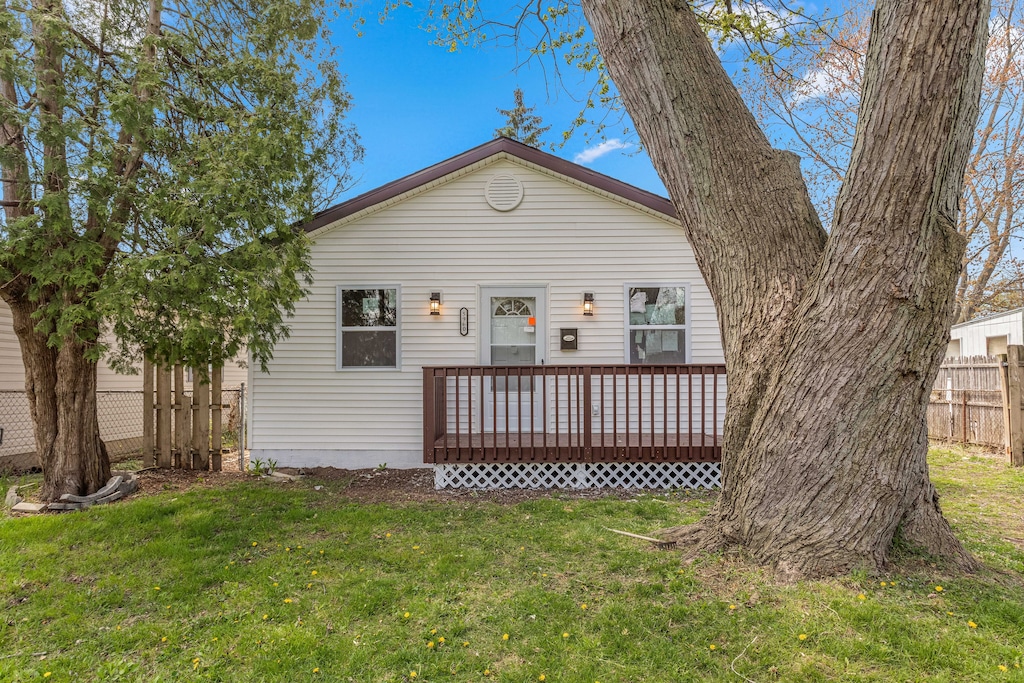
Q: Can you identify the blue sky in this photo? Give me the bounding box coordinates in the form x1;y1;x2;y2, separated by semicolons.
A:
327;7;668;203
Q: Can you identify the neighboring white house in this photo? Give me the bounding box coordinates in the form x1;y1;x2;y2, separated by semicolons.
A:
947;308;1024;358
249;138;727;484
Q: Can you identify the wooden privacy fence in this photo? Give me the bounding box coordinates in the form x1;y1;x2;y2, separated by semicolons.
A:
142;359;238;471
928;345;1024;466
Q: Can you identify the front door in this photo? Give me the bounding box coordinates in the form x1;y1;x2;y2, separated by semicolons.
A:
481;287;546;433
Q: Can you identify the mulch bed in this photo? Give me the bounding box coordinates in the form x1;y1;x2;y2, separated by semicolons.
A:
129;465;715;505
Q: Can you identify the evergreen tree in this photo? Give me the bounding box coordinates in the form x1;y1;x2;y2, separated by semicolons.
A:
0;0;360;500
495;88;551;147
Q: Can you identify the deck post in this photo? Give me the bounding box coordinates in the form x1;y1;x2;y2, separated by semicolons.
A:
582;366;593;461
423;367;436;463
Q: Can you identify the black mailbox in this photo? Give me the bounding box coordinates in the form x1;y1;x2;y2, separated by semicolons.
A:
560;328;578;351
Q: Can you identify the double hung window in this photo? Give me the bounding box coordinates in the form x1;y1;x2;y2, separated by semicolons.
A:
626;285;688;364
337;286;399;368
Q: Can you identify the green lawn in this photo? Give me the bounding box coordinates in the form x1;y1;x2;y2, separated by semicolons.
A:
2;447;1024;682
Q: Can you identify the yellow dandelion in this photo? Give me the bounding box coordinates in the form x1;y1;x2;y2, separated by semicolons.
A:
857;594;866;601
413;545;420;550
562;632;569;639
880;581;887;586
709;644;717;650
298;545;303;549
43;674;51;679
404;612;411;619
386;533;392;538
539;675;546;681
798;634;808;641
153;586;160;591
284;598;293;603
728;605;736;610
307;583;312;588
969;621;978;628
285;547;290;552
273;582;278;587
999;665;1008;672
311;570;318;576
438;637;446;644
262;614;268;620
462;641;469;647
502;633;509;641
935;586;943;592
409;672;417;679
252;542;258;547
161;637;167;642
320;550;324;554
484;670;491;676
581;603;588;610
166;606;170;609
427;641;435;649
313;667;320;673
947;612;954;616
430;628;437;635
212;637;218;642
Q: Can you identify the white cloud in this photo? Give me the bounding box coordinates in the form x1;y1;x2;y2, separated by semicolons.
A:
574;139;631;164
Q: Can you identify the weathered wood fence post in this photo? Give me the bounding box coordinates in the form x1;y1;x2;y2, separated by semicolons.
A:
143;358;155;467
173;364;191;468
156;366;172;468
1001;345;1024;467
211;366;223;472
192;367;211;471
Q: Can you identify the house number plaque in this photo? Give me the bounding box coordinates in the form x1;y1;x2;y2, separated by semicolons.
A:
459;307;469;336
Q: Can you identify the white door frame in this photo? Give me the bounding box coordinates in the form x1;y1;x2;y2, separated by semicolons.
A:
480;286;547;433
479;286;548;365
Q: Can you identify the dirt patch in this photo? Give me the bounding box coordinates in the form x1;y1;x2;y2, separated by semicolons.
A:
9;462;716;509
292;466;718;505
134;467;250;496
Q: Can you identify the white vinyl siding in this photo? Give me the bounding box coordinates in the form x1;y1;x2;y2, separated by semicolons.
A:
250;157;725;464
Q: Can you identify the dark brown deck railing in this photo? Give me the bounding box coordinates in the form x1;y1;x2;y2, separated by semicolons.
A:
423;364;726;464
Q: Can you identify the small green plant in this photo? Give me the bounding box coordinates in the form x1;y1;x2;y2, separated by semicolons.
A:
377;462;388;471
249;458;277;476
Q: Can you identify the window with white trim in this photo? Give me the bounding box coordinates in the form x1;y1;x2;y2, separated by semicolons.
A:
337;286;399;368
626;285;688;364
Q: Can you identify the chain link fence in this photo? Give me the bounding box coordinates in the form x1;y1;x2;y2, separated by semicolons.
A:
1;387;246;472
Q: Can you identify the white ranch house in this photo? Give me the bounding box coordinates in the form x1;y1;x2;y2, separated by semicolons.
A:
248;138;727;489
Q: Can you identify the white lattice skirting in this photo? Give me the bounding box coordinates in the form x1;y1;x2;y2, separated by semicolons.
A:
433;462;721;490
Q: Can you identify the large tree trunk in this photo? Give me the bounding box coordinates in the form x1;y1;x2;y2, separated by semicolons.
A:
582;0;989;575
5;293;111;501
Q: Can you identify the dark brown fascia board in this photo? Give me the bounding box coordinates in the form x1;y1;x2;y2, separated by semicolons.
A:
301;137;677;235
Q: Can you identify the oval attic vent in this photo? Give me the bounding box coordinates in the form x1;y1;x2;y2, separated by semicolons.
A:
485;174;524;212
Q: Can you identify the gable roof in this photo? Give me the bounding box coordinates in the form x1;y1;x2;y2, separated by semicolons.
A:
301;137;677;235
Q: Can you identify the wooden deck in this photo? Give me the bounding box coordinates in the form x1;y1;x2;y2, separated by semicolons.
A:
430;431;721;463
424;364;726;465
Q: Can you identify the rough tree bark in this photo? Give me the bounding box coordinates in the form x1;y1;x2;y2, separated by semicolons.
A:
4;291;111;499
581;0;989;575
